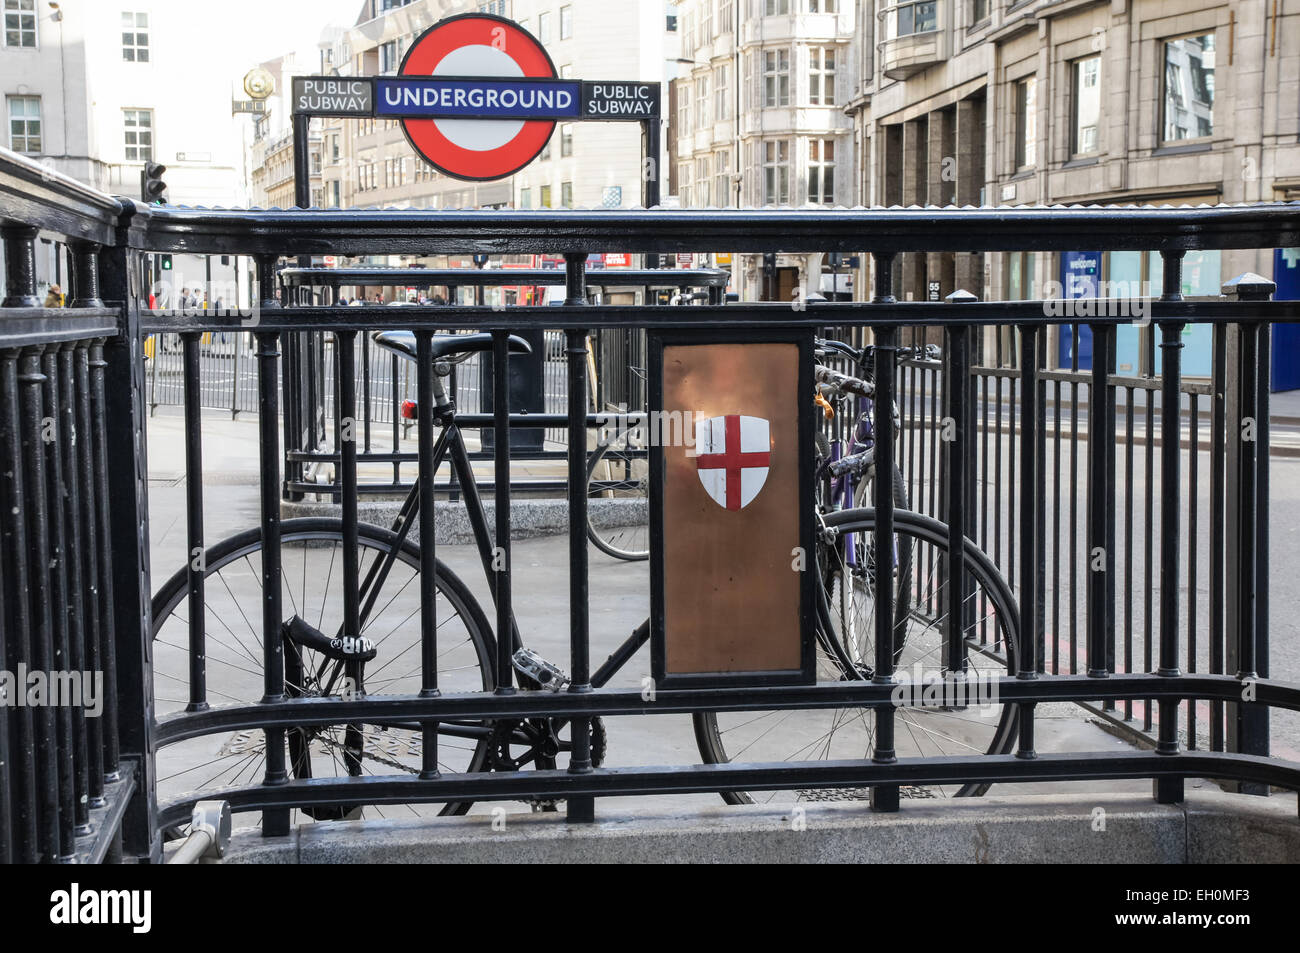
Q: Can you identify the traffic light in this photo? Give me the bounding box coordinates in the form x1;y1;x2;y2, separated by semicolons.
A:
140;162;167;203
763;252;776;278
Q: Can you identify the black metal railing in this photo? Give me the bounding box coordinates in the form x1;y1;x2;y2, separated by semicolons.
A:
272;266;728;497
3;143;1300;862
0;158;140;863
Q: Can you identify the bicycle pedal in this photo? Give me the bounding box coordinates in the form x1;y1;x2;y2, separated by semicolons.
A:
512;648;570;692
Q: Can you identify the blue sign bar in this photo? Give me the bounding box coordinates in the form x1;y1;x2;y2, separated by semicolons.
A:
375;77;581;120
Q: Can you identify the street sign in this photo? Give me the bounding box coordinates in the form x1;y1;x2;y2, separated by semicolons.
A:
396;14;560;181
580;82;660;118
291;78;373;116
289;13;662;192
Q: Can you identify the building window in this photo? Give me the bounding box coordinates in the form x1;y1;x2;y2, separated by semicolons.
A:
763;49;790;107
379;40;398;73
695;156;710;205
559;4;572;39
1070;55;1101;155
809;48;836;105
765;0;789;14
695;75;709;129
121;12;149;62
4;0;36;48
713;64;730;120
477;1;506;14
678;81;691;139
1005;251;1033;300
540;184;552;208
1014;76;1036;169
328;181;341;206
537;11;551;42
719;0;732;32
714;150;731;206
6;95;40;152
970;0;988;24
520;187;532;209
678;161;692;207
1163;33;1214;143
540;138;552;161
808;139;834;204
699;0;711;48
808;0;836;11
123;109;153;162
561;181;573;207
560;123;573;156
893;1;937;37
762;139;790;205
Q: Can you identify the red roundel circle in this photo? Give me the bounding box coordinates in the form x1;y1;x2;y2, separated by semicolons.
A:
398;14;558;182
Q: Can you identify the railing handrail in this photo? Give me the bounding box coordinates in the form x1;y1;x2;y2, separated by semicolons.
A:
137;299;1300;335
122;201;1300;255
0;146;124;245
278;266;732;288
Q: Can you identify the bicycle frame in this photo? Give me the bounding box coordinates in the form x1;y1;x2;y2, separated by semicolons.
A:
348;397;650;695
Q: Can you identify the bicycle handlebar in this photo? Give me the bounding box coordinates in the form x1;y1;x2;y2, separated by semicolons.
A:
814;364;873;399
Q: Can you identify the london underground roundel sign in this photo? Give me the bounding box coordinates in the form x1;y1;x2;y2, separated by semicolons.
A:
397;14;559;181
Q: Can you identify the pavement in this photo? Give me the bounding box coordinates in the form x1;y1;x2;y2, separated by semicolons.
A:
143;407;1299;826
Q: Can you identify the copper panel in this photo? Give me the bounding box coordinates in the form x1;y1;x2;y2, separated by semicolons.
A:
661;341;802;674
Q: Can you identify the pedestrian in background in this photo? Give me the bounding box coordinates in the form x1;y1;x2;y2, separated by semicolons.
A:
44;283;64;308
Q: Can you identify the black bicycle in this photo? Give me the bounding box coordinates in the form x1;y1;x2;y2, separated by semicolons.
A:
151;331;1020;823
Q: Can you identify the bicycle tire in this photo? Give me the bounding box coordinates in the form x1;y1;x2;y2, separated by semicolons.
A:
585;429;650;561
694;506;1019;804
150;517;497;822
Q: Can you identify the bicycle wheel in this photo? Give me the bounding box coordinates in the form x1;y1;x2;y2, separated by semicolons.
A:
694;507;1019;804
150;517;496;824
586;427;650;561
827;459;911;658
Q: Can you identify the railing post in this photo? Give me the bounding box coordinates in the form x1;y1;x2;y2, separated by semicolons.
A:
1086;320;1116;686
1223;272;1274;795
942;291;974;686
253;262;290;836
415;330;440;780
1;224;40;307
69;241;104;309
1016;321;1040;758
1154;250;1185;805
491;327;515;696
869;251;899;813
564;252;595;823
99;222;161;860
182;332;208;711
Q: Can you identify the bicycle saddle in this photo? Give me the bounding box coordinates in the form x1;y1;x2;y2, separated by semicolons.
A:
372;330;532;363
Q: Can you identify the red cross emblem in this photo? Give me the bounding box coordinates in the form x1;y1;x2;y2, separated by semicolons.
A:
694;414;772;511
